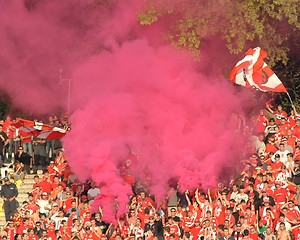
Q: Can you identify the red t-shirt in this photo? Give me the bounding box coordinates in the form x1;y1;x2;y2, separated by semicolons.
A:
83;233;100;240
3;120;14;138
39;180;52;193
274;188;288;203
28;235;39;240
292;126;300;139
292;228;300;240
5;228;17;240
274;110;287;125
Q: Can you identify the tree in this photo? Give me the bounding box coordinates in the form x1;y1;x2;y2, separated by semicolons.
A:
137;0;300;66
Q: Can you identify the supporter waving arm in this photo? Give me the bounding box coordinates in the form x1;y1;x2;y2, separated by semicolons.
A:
207;189;213;208
185;190;192;206
195;188;201;206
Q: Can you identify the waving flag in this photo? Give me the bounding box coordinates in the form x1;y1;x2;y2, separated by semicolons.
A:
12;118;67;140
230;47;287;93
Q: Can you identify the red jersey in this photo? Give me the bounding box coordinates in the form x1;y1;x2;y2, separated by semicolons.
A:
292;228;300;240
265;143;278;155
274;110;287;125
274;188;288;203
5;228;17;240
39;180;52;193
292;126;300;139
3;120;14;138
190;226;201;240
279;123;291;136
28;235;39;240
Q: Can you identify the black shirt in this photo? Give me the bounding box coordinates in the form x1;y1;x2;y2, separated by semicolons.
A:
15;152;31;165
1;182;18;199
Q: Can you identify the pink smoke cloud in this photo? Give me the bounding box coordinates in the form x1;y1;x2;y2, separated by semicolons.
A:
0;0;253;222
63;37;251;221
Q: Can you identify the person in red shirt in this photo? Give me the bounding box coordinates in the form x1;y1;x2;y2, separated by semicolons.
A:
189;220;201;240
224;208;235;228
287;129;297;150
27;228;39;240
51;175;66;190
271;154;284;173
292;119;300;139
47;161;59;181
265;137;278;155
279;118;291;136
137;191;154;209
83;226;101;240
60;220;72;239
4;220;17;240
17;217;34;235
267;104;287;125
260;208;275;229
274;182;288;210
253;110;269;134
290;224;300;240
138;207;151;229
248;225;258;240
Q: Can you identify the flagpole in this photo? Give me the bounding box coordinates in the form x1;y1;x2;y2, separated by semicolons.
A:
286;92;294;106
286;92;297;118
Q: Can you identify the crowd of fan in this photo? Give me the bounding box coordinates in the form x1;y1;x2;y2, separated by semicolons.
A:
0;103;300;240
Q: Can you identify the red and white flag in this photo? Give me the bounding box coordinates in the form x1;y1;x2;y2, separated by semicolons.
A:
12;118;67;140
230;47;287;93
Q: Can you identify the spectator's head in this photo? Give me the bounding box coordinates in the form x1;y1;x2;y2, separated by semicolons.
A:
236;223;242;231
280;117;287;125
249;225;256;233
239;216;245;224
34;175;40;183
279;222;286;231
265;227;272;235
170;208;176;216
54;175;60;183
269;118;275;125
58;209;65;217
52;203;59;210
275;182;282;189
35;221;41;229
66;192;72;199
14;234;22;240
8;220;14;228
24;210;30;218
268;137;275;144
27;228;34;235
169;235;175;240
224;220;229;228
39;213;46;220
71;208;77;215
224;228;230;237
167;217;174;225
4;176;10;185
23;218;29;226
62;220;68;227
243;229;249;236
279;143;285;151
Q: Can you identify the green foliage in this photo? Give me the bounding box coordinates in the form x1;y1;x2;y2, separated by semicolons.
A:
136;0;300;66
0;97;9;120
273;57;300;110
